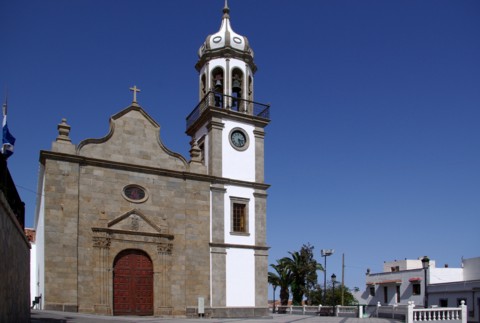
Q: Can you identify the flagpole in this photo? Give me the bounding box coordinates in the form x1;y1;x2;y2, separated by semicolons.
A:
1;90;16;159
3;88;7;117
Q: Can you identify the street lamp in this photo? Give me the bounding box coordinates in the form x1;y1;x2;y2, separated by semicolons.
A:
421;256;430;308
272;284;277;313
331;273;337;309
321;249;334;305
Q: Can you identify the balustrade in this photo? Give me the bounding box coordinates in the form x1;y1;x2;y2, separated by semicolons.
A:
407;301;466;323
186;91;270;129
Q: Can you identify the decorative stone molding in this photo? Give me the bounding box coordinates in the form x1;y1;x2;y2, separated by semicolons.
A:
92;230;112;249
253;129;265;139
210;184;227;193
40;150;270;191
157;243;173;255
56;118;71;142
130;214;140;231
206;120;225;131
253;191;268;198
189;138;202;162
93;236;111;249
209;242;269;251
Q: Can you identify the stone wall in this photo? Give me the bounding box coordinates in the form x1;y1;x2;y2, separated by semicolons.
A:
0;191;30;322
39;104;269;317
41;105;213;315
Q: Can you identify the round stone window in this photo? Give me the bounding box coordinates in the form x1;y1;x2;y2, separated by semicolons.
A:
122;185;148;203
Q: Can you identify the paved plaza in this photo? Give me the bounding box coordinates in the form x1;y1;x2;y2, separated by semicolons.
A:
31;310;402;323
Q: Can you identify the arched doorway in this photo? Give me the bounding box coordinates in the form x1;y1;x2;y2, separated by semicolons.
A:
113;249;153;316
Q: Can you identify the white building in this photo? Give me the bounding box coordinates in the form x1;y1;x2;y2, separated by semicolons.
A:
361;256;480;322
25;228;39;308
428;257;480;322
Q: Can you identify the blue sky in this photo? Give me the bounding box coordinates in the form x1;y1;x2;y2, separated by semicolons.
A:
1;0;479;295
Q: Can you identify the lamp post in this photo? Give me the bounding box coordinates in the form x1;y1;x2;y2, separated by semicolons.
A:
421;256;430;308
272;284;277;313
321;249;334;305
331;273;337;315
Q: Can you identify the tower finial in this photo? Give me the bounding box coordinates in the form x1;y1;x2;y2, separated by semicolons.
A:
223;0;230;18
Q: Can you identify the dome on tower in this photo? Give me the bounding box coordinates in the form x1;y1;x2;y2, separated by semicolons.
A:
196;1;256;72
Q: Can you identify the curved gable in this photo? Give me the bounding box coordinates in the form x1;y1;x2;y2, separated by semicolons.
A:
77;104;187;171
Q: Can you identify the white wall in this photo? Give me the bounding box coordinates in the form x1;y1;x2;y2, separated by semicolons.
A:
34;174;46;307
29;242;37;305
226;248;255;306
224;185;255;245
222;120;255;182
383;259;437;272
463;257;480;281
430;268;463;284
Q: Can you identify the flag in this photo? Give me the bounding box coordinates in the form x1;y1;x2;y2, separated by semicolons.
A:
2;100;15;159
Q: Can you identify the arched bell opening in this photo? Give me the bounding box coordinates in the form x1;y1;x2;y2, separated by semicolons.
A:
247;75;253;114
231;68;243;112
200;73;207;99
211;67;224;108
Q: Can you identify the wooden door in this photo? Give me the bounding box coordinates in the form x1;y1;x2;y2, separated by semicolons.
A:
113;249;153;316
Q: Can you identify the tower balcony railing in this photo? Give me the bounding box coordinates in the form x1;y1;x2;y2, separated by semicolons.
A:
186;91;270;130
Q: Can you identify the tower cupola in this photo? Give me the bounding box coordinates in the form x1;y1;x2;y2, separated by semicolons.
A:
196;0;256;73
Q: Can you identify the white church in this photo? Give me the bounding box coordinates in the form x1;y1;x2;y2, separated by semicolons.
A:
31;1;271;317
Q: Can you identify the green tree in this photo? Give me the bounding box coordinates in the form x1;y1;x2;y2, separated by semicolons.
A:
306;283;324;305
308;282;359;306
284;243;323;305
268;258;293;307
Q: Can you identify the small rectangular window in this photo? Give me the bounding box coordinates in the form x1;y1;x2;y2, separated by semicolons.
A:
230;197;249;235
384;286;388;304
412;283;421;295
396;285;401;303
440;299;448;307
233;203;246;232
369;286;375;296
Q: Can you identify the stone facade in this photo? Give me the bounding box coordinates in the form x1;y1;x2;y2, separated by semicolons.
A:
36;102;269;317
35;3;271;317
38;106;211;315
0;163;30;323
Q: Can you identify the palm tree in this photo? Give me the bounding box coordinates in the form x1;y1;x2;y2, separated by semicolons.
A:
268;271;279;313
268;258;293;309
284;244;324;305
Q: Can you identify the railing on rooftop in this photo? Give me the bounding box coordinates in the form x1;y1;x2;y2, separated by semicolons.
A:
0;154;25;229
186;91;270;130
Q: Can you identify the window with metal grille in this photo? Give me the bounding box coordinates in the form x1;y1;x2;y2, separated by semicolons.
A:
233;203;246;232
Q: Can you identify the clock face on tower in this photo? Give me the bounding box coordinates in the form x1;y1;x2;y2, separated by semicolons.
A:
229;128;249;151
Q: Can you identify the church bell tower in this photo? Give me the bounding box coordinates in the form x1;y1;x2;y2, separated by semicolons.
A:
186;1;271;315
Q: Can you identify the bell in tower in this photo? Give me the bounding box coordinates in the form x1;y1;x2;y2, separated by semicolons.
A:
231;70;242;111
